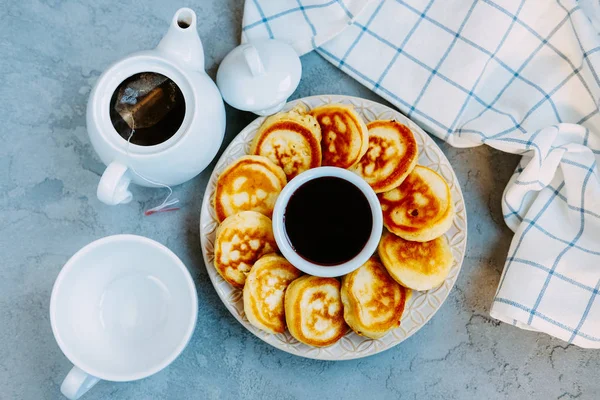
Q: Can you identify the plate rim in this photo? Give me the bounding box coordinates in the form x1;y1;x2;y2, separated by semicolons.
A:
199;94;468;360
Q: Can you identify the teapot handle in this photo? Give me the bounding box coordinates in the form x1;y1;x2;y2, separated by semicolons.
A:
97;161;133;205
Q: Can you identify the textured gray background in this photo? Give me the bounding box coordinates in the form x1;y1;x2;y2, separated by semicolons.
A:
1;0;599;399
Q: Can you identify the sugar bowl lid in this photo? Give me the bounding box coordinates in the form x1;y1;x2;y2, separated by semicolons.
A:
216;39;301;116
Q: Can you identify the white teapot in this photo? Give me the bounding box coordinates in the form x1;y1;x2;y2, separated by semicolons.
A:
87;8;226;205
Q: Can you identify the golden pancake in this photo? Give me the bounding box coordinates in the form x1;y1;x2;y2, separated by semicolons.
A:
213;155;287;222
351;120;418;193
214;211;278;288
310;104;369;169
379;165;453;242
341;258;411;339
285;275;347;347
243;254;302;334
378;230;453;291
250;104;322;180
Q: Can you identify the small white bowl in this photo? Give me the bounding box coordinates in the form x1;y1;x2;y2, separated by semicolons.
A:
272;167;383;277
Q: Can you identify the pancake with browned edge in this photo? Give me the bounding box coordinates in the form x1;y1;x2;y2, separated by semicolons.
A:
341;258;411;339
378;230;453;291
250;104;321;180
351;120;418;193
213;155;287;222
214;211;278;288
310;104;369;169
379;165;453;242
285;275;347;347
243;254;302;334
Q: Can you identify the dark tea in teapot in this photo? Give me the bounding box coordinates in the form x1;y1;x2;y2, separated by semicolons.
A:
109;72;186;146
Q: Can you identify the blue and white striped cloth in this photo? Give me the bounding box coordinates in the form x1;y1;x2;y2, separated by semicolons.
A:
242;0;600;347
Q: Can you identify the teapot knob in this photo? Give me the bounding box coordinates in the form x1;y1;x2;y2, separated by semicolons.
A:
243;46;266;77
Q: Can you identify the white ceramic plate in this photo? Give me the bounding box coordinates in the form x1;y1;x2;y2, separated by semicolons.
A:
200;95;467;360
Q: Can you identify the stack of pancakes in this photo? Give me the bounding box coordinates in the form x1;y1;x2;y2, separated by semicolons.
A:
210;102;455;346
251;104;322;180
376;163;455;292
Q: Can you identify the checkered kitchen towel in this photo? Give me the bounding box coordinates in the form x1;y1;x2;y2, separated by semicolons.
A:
242;0;600;347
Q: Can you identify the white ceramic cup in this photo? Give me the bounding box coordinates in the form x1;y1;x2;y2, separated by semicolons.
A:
50;235;198;399
272;167;383;277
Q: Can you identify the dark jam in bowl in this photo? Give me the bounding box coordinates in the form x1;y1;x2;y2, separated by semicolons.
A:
284;176;373;266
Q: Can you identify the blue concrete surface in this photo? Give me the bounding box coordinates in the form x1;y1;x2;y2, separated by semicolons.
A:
1;0;599;399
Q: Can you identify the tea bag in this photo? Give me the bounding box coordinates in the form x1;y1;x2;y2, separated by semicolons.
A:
121;130;181;216
109;72;184;215
112;72;179;131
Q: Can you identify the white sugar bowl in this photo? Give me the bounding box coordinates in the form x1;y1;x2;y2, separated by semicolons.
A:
216;39;301;116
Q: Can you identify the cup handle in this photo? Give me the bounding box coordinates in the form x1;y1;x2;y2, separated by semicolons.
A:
97;161;133;205
61;366;100;399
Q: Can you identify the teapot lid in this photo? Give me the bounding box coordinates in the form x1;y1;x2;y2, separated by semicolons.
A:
217;39;301;116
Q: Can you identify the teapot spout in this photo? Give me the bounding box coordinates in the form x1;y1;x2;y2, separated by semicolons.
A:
156;8;205;71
